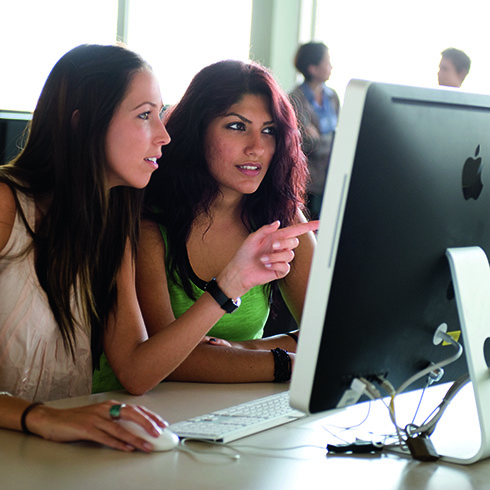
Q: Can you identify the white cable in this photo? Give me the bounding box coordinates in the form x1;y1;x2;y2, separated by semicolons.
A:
178;438;241;462
410;373;470;437
385;331;463;443
395;331;463;396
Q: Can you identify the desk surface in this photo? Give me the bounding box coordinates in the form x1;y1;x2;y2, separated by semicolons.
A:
3;381;490;490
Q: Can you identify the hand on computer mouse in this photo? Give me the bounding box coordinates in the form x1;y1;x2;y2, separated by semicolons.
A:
117;419;179;452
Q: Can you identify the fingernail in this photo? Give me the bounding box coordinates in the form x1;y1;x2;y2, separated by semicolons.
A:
260;256;269;263
272;242;281;250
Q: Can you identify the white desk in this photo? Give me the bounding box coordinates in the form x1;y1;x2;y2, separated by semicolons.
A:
3;382;490;490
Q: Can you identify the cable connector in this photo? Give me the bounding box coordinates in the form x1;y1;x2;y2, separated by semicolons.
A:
358;377;382;400
336;377;382;407
350;377;368;394
374;375;396;396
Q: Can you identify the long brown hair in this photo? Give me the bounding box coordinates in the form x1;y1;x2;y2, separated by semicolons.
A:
0;44;148;368
144;60;309;301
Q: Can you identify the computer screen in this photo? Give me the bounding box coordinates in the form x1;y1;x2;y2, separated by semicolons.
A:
0;110;31;165
290;80;490;420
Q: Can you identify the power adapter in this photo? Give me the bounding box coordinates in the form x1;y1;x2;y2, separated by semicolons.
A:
327;440;383;455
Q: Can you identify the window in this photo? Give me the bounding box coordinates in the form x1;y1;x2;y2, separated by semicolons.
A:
0;0;253;112
315;0;489;102
0;1;118;111
126;0;253;105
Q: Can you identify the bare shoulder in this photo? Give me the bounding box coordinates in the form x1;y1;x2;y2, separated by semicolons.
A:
137;219;166;274
140;218;163;236
295;206;308;224
139;219;165;252
0;182;16;207
295;207;317;239
0;183;17;251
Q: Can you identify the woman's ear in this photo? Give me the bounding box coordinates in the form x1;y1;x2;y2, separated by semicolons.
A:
307;64;317;80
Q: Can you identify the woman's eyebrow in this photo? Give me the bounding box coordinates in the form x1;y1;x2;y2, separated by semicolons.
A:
224;112;251;123
132;101;160;111
224;112;275;126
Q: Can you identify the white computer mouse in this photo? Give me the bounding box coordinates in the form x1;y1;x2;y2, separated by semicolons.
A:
117;419;179;452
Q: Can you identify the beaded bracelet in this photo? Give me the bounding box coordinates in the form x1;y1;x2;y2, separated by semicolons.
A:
21;402;44;435
270;347;292;383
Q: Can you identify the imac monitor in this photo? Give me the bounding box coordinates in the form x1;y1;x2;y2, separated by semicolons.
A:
290;80;490;424
0;110;31;165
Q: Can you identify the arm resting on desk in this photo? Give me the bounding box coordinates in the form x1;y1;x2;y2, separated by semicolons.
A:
166;344;296;383
0;393;166;453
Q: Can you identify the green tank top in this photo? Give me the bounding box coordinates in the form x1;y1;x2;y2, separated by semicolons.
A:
92;224;270;393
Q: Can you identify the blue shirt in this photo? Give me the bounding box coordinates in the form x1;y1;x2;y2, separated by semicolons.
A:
299;82;338;135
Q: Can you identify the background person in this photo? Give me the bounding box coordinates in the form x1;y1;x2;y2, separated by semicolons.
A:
438;47;471;88
290;41;340;219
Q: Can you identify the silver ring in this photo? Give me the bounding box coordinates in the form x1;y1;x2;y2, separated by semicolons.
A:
109;403;126;420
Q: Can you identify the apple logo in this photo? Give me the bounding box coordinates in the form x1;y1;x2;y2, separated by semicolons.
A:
462;145;483;200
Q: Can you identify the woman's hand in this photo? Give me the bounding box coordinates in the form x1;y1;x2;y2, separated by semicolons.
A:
26;400;167;453
217;220;319;298
204;332;299;353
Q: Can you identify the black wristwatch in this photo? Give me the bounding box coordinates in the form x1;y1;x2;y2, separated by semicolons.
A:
204;278;241;313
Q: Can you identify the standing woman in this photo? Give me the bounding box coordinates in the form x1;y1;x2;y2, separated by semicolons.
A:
95;60;317;387
0;45;313;450
290;42;340;219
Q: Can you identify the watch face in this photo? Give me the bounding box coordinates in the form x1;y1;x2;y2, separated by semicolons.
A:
230;296;241;312
224;296;241;313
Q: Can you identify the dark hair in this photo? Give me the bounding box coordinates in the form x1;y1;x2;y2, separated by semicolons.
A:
294;42;328;81
144;59;308;299
441;47;471;75
0;44;149;368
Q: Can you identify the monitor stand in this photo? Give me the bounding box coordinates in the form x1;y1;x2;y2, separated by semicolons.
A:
440;247;490;464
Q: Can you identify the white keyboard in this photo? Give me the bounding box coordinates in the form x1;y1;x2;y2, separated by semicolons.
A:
169;391;304;443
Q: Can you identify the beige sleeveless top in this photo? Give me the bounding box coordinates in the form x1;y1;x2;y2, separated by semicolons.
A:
0;192;92;402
